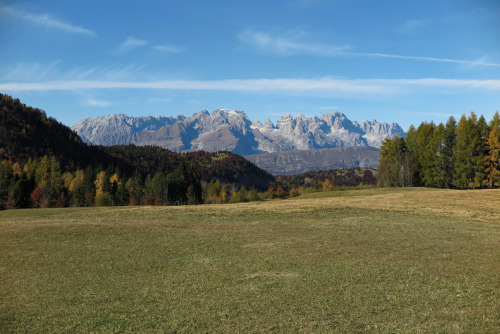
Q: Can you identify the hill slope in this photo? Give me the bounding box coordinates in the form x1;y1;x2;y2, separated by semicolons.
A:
0;94;117;170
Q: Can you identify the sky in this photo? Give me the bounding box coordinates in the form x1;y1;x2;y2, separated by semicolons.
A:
1;0;499;131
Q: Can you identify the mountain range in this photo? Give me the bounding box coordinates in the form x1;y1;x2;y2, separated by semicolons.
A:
72;110;406;155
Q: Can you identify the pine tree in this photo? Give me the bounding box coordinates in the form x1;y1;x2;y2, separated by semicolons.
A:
483;111;500;188
453;113;484;189
10;172;35;209
430;123;445;187
474;115;490;186
0;160;13;210
441;116;457;188
115;182;130;206
130;169;143;205
378;137;410;187
152;171;168;205
83;166;96;205
403;125;420;185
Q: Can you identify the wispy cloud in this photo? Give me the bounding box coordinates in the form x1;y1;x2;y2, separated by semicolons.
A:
346;52;500;67
153;44;185;53
120;37;149;50
0;60;61;81
239;30;500;67
148;97;173;103
238;30;350;56
86;98;112;107
0;5;95;36
2;78;500;96
118;38;185;54
0;61;148;82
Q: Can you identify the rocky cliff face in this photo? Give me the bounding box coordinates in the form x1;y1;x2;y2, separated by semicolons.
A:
72;110;405;155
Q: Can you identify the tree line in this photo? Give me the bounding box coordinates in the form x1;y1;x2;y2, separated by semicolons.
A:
0;156;206;210
0;155;381;210
378;111;500;189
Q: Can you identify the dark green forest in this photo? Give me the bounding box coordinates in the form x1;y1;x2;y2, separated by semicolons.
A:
0;94;275;209
378;111;500;189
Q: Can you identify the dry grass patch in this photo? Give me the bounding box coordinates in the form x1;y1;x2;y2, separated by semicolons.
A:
1;187;499;333
244;188;500;223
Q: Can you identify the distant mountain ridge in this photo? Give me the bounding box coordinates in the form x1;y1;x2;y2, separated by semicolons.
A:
72;110;405;155
244;146;380;176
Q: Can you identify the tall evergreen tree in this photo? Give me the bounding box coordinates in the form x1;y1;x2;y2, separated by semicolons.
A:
152;171;168;205
10;173;35;209
441;116;457;188
474;115;490;186
378;137;412;187
453;113;484;189
130;169;143;205
430;123;445;187
414;122;436;186
115;182;130;206
0;160;13;210
483;111;500;188
403;125;420;185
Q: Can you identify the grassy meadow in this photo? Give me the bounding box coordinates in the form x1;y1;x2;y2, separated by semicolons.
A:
1;188;499;333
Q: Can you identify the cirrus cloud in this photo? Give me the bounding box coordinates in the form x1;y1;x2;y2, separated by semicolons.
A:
0;5;95;36
239;30;500;67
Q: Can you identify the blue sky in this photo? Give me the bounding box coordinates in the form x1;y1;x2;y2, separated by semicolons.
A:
1;0;499;130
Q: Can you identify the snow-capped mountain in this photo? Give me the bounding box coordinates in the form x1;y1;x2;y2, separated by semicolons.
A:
71;110;405;155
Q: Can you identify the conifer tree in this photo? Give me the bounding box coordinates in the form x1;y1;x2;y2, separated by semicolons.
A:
430;123;445;187
152;171;168;205
453;113;484;189
483;111;500;188
83;166;96;205
403;125;420;185
474;115;490;186
129;169;143;205
0;160;13;210
378;137;410;187
115;182;130;206
441;116;457;188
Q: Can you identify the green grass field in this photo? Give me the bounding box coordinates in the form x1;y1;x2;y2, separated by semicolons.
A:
1;188;499;333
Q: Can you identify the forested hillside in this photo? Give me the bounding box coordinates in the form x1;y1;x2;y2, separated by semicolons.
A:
0;94;117;170
378;111;500;189
0;94;274;209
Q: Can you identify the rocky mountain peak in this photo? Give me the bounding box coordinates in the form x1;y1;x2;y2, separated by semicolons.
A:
72;109;405;155
264;118;275;129
252;119;263;128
